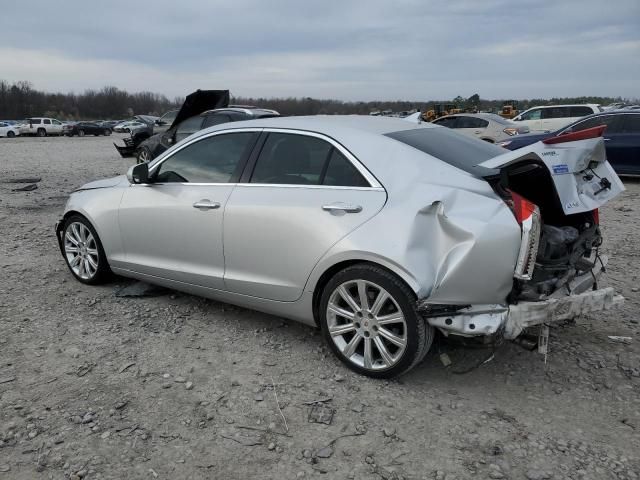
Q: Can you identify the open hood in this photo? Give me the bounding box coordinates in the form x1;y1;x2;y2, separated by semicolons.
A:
480;126;624;215
170;89;230;129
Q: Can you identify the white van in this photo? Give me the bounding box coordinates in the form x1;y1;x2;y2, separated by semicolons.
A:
512;104;602;132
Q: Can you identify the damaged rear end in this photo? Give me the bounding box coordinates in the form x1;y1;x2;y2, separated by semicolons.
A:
425;126;625;340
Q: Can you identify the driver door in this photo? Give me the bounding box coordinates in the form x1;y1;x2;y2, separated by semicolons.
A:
118;130;260;289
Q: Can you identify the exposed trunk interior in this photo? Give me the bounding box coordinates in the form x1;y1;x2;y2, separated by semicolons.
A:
487;161;602;301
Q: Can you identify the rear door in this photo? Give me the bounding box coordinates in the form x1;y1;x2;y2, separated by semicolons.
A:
455;116;490;140
540;106;570;131
615;114;640;174
223;130;387;301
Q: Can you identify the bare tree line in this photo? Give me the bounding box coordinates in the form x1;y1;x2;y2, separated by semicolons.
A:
0;79;630;120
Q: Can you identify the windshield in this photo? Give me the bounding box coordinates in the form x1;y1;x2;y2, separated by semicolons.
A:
385;127;504;176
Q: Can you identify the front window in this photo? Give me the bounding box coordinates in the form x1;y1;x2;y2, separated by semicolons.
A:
52;120;62;125
154;132;257;183
520;109;542;121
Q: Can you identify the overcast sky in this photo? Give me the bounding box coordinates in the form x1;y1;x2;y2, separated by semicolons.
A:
1;0;638;101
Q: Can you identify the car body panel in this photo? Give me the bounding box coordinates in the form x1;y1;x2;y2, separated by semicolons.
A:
480;136;624;215
117;183;235;290
223;184;387;301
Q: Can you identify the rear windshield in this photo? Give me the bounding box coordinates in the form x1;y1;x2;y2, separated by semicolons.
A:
385;127;504;176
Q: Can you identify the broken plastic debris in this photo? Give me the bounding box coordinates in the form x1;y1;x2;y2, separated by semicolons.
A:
439;353;452;367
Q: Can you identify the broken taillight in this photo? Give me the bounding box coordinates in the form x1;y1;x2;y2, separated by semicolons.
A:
506;190;541;281
592;208;599;225
509;190;537;225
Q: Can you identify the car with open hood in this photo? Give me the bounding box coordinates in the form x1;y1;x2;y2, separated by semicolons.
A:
56;116;624;378
114;89;230;158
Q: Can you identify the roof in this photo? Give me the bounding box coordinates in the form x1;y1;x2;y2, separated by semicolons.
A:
203;114;437;135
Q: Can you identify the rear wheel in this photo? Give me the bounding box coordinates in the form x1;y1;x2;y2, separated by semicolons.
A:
62;215;110;285
37;128;46;137
7;131;15;138
319;264;433;378
104;129;111;136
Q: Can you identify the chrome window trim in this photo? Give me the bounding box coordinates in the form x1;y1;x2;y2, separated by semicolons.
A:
148;126;384;190
148;127;264;174
235;184;385;192
256;127;382;189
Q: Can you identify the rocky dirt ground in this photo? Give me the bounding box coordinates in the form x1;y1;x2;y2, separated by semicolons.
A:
0;135;639;480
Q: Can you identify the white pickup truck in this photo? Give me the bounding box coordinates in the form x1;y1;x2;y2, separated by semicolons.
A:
19;117;65;136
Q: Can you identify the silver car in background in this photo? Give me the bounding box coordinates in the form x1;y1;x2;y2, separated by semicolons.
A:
56;116;624;378
430;113;530;143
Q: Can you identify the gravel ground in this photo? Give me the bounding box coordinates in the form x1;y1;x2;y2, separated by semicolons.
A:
0;135;639;480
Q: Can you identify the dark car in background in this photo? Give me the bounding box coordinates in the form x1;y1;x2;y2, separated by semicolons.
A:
135;106;280;163
63;121;112;137
499;111;640;175
115;90;230;159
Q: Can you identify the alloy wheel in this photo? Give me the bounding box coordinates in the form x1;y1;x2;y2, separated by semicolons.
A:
64;222;99;280
137;149;151;164
326;280;407;371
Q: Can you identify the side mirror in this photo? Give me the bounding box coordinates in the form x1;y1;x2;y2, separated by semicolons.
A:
126;163;150;184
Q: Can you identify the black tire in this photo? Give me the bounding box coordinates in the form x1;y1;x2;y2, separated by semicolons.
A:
61;214;111;285
136;147;152;164
78;130;85;137
37;128;46;137
7;131;15;138
319;263;434;378
104;129;111;136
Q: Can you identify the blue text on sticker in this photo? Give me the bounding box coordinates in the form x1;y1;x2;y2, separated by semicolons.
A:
552;164;570;175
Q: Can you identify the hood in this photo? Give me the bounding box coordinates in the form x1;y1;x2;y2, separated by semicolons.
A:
170;89;230;128
75;175;127;192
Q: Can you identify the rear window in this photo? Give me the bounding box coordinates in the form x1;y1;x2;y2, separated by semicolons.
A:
385;127;504;176
569;106;594;117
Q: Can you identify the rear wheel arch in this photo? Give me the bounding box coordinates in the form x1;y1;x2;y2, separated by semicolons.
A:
311;259;419;327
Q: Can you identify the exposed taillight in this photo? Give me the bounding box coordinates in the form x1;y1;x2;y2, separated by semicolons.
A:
592;208;599;225
506;190;541;281
510;190;537;225
503;127;518;136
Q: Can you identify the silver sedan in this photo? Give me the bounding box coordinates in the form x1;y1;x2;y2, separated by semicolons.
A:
56;116;624;377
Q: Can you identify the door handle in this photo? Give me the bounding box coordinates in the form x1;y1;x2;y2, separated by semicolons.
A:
322;203;362;214
193;200;221;211
603;137;610;141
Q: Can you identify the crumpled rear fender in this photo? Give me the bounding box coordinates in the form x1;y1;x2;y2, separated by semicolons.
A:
307;180;521;306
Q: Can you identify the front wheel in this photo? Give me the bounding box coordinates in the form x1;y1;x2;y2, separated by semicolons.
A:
37;128;46;137
136;147;152;164
78;130;85;137
7;131;15;138
104;129;111;136
319;264;434;378
62;215;111;285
